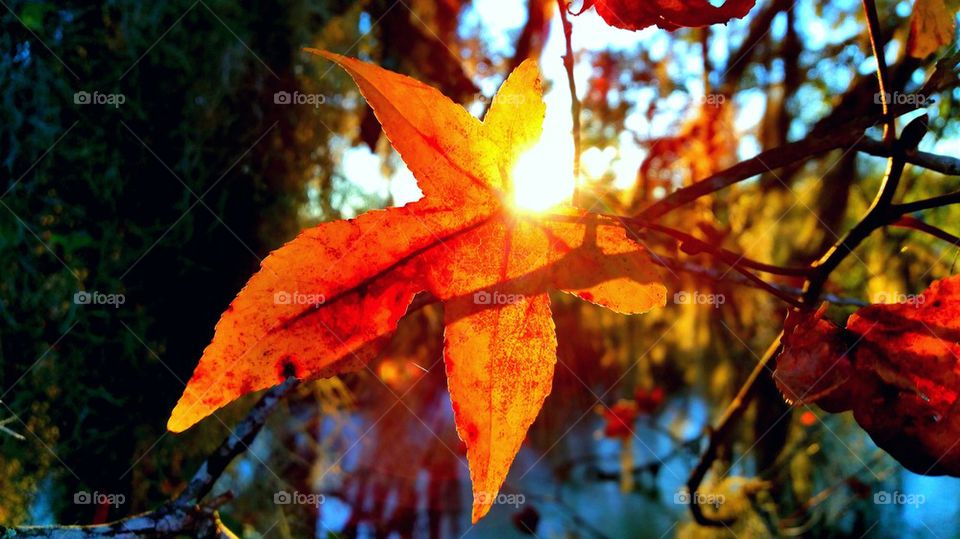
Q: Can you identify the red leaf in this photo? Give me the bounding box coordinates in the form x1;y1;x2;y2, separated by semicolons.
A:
773;305;856;413
581;0;757;31
601;399;640;439
634;387;665;414
846;276;960;475
775;276;960;476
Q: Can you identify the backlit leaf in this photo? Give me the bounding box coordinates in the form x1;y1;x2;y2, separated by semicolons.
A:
775;276;960;476
580;0;757;32
908;0;957;58
168;52;667;523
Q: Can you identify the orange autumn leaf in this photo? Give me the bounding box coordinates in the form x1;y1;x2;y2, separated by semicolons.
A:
579;0;757;32
774;276;960;476
167;51;667;522
907;0;957;58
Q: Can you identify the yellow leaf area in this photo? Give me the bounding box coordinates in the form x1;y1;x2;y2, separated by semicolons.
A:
908;0;957;58
168;51;667;522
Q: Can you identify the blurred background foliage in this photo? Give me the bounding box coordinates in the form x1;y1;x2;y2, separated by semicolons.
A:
1;0;959;537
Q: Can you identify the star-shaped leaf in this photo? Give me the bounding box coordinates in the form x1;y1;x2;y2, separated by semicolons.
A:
168;51;666;522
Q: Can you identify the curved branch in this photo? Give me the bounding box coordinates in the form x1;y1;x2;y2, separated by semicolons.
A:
0;378;299;538
890;216;960;246
637;124;867;220
801;115;923;304
861;0;895;143
686;335;783;527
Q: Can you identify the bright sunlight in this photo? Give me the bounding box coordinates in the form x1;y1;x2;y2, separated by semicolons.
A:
510;129;577;212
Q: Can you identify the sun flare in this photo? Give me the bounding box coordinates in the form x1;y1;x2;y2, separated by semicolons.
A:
510;131;577;212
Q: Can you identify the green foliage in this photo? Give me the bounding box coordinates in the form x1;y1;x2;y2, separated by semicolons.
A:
0;0;347;523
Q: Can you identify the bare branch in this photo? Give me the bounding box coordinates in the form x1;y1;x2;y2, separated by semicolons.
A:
861;0;896;142
556;0;582;206
857;139;960;176
685;335;783;527
637;124;867;220
890;216;960;246
891;189;960;215
0;378;299;538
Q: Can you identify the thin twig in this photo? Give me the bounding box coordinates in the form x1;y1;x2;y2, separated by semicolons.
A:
685;336;783;527
632;222;804;307
0;378;299;538
856;139;960;176
861;0;896;143
651;256;866;306
641;222;811;277
0;416;25;441
890;216;960;246
801;115;924;304
556;0;582;206
637;124;868;220
891;189;960;215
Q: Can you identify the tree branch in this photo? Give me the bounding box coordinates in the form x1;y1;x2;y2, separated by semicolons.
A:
801;117;924;304
637;124;867;220
633;222;805;307
643;255;866;306
641;222;811;276
891;189;960;215
890;216;960;246
0;378;299;538
686;335;783;527
556;0;582;206
861;0;896;143
681;4;956;527
177;377;299;505
856;139;960;176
